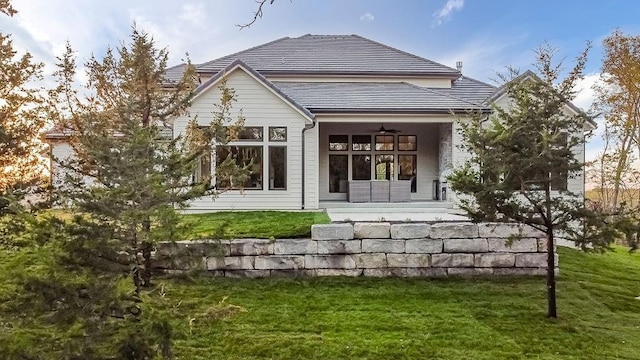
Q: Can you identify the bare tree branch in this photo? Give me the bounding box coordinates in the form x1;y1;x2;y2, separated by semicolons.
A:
237;0;276;30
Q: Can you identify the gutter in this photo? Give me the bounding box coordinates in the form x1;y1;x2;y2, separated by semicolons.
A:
301;118;317;209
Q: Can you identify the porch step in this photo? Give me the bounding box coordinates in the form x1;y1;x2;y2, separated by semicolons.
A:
321;201;466;223
319;201;454;211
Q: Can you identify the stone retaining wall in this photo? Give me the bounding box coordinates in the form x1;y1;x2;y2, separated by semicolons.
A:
153;222;557;278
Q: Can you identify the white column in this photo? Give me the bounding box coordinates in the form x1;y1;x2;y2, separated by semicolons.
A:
438;123;453;200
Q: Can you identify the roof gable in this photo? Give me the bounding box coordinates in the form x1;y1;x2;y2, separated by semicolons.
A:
487;70;596;128
193;59;315;121
196;34;460;78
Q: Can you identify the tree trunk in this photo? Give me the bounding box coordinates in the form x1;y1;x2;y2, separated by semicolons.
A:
546;229;557;318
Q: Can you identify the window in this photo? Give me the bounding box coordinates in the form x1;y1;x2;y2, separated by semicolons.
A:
352;135;372;151
505;169;567;191
506;133;568;191
375;154;394;180
236;127;263;141
398;135;417;151
269;146;286;190
329;155;348;193
329;135;348;151
398;155;417;192
194;151;212;184
216;146;263;190
375;135;394;151
550;170;567;191
269;127;287;141
352;155;371;180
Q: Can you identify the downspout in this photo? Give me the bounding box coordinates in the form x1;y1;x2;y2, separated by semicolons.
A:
301;118;317;209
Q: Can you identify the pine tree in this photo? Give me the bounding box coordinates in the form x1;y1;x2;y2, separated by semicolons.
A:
0;0;45;213
1;26;246;359
449;43;616;318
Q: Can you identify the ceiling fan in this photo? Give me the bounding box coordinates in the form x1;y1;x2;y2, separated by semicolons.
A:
370;124;400;134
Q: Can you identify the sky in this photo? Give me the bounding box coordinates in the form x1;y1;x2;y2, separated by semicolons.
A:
3;0;640;160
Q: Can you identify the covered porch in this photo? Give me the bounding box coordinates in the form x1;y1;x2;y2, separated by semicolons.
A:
317;120;454;205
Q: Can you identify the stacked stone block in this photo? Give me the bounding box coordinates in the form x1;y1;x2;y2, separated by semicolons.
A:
153;222;557;278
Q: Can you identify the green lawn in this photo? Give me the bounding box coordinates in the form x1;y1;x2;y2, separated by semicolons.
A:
40;210;332;240
2;243;639;359
179;211;331;239
151;246;640;359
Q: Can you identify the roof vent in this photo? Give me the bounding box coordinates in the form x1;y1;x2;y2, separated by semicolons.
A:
456;61;463;72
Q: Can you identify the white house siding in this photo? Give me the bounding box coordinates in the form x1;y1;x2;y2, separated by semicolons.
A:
49;141;75;188
317;120;441;201
174;68;315;211
491;94;586;199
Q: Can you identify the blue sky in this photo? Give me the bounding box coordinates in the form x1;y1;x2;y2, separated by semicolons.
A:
5;0;640;159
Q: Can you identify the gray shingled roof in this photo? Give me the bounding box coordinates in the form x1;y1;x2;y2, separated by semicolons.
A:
196;34;460;77
272;82;490;113
436;76;497;105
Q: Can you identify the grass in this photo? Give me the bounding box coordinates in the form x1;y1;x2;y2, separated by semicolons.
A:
179;211;331;239
146;246;640;360
2;241;638;359
40;210;332;240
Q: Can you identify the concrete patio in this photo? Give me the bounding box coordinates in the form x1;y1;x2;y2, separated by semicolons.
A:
319;201;468;222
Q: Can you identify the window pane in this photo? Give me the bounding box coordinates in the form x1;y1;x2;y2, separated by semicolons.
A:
269;127;287;141
352;155;371;180
329;155;348;193
269;146;286;190
551;170;567;191
329;135;348;151
398;155;417;192
398;135;417;151
216;146;263;190
375;135;394;151
352;135;372;151
236;127;263;141
375;154;394;180
194;151;211;184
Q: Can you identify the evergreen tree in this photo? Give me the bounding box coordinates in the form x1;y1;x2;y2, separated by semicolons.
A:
448;44;615;318
0;0;45;214
1;26;246;359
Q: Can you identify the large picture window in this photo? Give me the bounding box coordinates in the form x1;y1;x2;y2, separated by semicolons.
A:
216;146;263;190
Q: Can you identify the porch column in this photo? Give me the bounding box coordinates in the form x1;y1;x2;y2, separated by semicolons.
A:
438;123;453;200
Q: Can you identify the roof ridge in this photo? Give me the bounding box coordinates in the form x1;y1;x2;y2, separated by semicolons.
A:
197;36;291;70
404;82;487;108
350;34;460;76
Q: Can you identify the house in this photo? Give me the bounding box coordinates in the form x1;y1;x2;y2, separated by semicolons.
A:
46;34;590;211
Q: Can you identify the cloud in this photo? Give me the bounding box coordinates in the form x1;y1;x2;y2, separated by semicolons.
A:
360;12;374;23
432;0;464;27
572;73;600;113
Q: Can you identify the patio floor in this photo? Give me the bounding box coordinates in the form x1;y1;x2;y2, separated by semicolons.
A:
319;201;469;222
